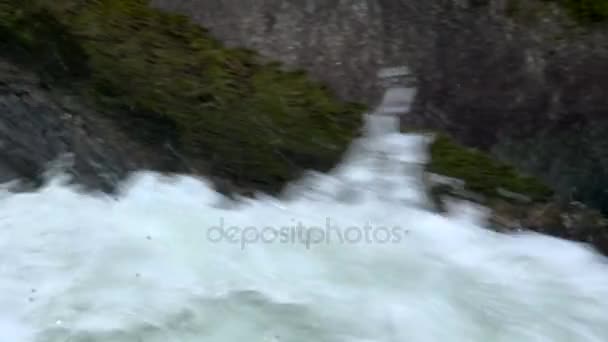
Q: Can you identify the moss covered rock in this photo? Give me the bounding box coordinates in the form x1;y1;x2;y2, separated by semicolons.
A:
0;0;365;191
554;0;608;24
0;3;89;83
506;0;608;25
419;132;608;255
426;133;554;202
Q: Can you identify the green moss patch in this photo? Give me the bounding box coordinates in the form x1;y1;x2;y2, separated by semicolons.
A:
506;0;608;25
554;0;608;24
0;4;89;83
0;0;365;190
427;133;554;202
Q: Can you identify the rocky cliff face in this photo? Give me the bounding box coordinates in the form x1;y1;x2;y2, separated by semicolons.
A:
408;0;608;215
153;0;608;214
150;0;415;105
0;0;363;194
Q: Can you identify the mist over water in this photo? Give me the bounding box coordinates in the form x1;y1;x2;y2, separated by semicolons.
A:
1;114;608;342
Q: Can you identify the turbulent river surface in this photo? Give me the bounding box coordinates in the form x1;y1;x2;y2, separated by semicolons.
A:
1;114;608;342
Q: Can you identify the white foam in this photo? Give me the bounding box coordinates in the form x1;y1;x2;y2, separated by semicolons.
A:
0;115;607;342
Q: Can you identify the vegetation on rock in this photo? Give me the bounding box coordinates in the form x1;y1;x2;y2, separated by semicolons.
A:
419;132;608;255
506;0;608;25
555;0;608;24
0;0;365;191
427;133;554;202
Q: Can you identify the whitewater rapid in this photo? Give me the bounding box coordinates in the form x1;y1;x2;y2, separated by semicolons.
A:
1;114;608;342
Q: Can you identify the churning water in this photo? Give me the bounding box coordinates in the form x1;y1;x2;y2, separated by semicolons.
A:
1;114;608;342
